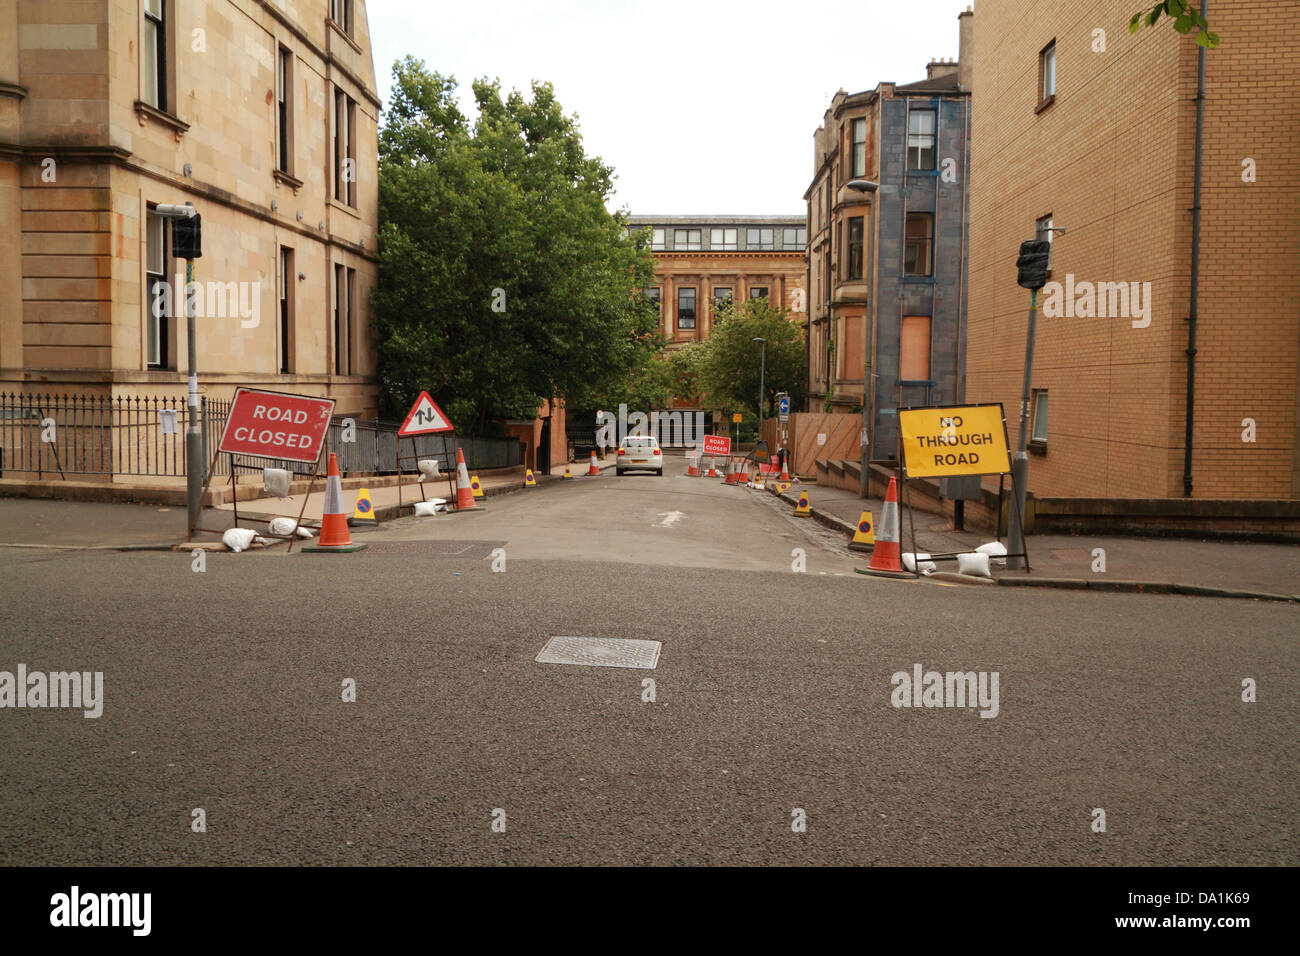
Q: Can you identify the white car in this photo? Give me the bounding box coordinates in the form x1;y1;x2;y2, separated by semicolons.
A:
616;435;663;475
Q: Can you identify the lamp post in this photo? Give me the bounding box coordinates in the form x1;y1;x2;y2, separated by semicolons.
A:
847;179;878;498
154;202;203;536
752;336;766;449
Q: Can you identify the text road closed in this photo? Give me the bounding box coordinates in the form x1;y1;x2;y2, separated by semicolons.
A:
218;388;335;463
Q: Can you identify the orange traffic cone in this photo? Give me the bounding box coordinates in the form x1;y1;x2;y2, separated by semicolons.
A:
858;477;909;578
452;447;478;513
686;453;699;477
303;453;367;552
706;456;718;478
725;457;737;485
778;453;790;482
588;451;600;476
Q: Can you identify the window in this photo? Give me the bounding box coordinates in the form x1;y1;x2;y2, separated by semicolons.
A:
277;48;293;174
907;109;936;171
904;213;933;276
333;88;356;206
645;287;661;313
1039;41;1056;104
1031;390;1049;445
331;0;352;35
851;118;867;177
142;0;166;110
674;228;701;250
713;287;732;309
677;287;696;329
846;217;864;280
749;287;769;300
900;316;932;380
783;227;806;249
279;247;294;373
651;228;666;250
145;206;170;369
1037;214;1054;270
746;227;774;250
334;264;353;375
710;227;737;250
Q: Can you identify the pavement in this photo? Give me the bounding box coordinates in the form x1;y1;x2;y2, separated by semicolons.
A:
769;480;1300;602
0;457;617;550
1;455;1296;866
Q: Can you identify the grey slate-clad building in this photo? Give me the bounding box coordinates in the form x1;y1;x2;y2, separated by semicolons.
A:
805;7;972;463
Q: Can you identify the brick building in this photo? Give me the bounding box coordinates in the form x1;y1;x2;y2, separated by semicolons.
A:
805;9;972;464
626;215;806;347
967;0;1300;502
0;0;380;421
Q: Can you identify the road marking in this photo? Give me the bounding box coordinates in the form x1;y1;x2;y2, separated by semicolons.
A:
654;511;685;528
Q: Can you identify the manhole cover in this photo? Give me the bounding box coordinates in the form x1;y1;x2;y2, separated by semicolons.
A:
535;636;661;670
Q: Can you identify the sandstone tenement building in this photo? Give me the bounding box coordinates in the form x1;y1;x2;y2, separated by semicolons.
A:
0;0;380;418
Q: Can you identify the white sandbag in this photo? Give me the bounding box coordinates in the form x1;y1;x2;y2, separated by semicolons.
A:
974;540;1008;566
268;517;314;538
417;459;441;482
412;501;441;516
956;552;993;578
902;552;937;574
262;467;292;498
222;527;267;552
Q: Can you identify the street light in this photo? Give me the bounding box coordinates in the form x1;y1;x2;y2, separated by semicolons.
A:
847;179;878;498
153;202;203;535
752;336;766;457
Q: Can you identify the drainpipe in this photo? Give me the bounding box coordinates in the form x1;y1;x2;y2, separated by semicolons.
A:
1183;2;1207;498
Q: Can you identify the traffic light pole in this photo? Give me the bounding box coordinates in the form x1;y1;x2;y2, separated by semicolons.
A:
185;256;202;535
1006;286;1037;571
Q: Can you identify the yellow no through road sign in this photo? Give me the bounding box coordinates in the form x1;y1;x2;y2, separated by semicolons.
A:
898;404;1011;478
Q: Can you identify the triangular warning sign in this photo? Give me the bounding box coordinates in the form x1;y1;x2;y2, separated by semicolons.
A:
398;391;453;436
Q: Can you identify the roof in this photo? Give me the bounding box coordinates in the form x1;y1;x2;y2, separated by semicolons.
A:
894;73;965;94
626;215;806;226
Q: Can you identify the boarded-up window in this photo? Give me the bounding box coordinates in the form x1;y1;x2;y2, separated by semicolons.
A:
900;315;931;380
840;312;864;381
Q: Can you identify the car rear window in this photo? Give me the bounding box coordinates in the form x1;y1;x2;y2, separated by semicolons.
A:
623;437;657;447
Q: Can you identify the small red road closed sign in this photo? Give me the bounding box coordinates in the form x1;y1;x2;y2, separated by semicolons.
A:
218;387;335;463
702;434;731;456
398;391;454;436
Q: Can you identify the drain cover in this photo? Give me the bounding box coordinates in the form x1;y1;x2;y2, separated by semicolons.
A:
535;636;661;670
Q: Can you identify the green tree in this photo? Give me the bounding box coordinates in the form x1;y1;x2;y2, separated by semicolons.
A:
373;58;659;431
695;297;805;420
1129;1;1219;48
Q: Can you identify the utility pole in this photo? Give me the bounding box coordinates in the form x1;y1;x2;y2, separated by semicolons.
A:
156;202;203;535
752;337;766;448
1006;224;1058;570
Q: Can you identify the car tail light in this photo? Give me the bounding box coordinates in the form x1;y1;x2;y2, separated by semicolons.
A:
618;448;625;455
653;449;661;455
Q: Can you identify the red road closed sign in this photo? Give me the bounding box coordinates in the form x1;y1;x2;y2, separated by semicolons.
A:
702;435;731;456
218;388;335;463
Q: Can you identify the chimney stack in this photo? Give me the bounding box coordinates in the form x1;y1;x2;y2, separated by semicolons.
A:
958;6;974;92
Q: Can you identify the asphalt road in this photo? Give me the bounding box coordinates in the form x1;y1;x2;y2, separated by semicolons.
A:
1;458;1296;865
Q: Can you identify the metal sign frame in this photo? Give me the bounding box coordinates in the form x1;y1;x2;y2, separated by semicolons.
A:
895;399;1030;574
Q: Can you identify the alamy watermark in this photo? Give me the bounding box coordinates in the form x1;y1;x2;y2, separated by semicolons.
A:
1041;274;1151;328
152;276;261;329
596;403;706;449
1;664;103;718
890;664;999;718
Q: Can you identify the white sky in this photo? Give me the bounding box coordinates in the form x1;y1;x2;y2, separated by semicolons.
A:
367;0;973;216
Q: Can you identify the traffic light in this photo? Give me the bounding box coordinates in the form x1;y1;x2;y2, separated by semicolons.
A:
1015;238;1050;290
172;213;202;259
